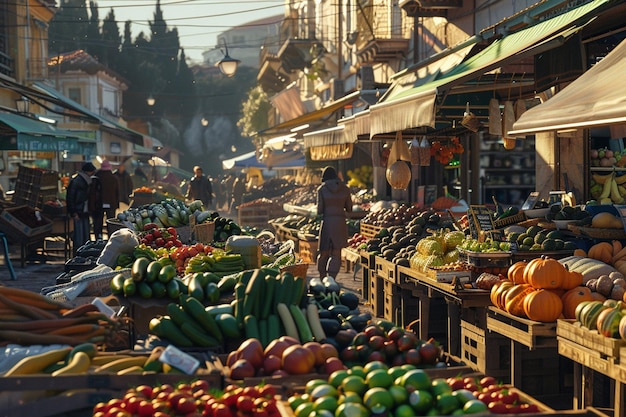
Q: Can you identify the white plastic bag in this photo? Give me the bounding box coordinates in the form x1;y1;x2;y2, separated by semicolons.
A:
96;228;139;267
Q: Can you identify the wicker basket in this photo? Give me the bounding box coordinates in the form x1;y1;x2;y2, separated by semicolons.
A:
41;268;131;302
568;224;626;240
280;262;309;279
493;212;526;228
194;221;215;244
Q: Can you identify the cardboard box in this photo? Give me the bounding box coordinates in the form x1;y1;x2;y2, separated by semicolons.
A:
0;206;53;238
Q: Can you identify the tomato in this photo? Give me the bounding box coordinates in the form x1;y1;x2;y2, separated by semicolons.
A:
165;240;174;249
505;403;521;413
155;237;165;247
175;239;183;247
498;390;520;404
488;401;508;414
136;400;155;417
242;386;259;397
519;403;539;413
152;229;162;238
213;403;233;417
188;247;199;257
253;407;269;417
167;227;178;238
237;395;255;412
258;384;276;398
176;396;197;414
143;234;154;242
480;376;497;388
221;391;239;407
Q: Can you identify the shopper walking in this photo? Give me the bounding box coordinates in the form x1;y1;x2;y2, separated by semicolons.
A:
186;166;214;210
93;160;120;239
316;166;353;278
230;173;247;215
114;162;133;209
66;162;97;254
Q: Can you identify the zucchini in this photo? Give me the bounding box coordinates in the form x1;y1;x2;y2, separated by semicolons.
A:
215;313;240;339
131;257;150;282
276;303;299;342
260;273;276;319
187;273;205;301
180;322;220;347
267;313;281;342
289;304;314;343
306;303;327;342
179;294;223;342
149;317;194;347
244;314;261;340
205;303;234;316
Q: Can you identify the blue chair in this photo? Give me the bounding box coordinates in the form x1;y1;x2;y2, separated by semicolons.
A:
0;232;16;280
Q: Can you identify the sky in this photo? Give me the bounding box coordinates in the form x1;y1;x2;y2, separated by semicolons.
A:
94;0;284;64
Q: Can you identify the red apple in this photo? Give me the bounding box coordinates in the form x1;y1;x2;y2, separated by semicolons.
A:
323;357;346;374
229;358;256;380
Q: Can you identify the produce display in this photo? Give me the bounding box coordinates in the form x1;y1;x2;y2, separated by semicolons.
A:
286;364;541;417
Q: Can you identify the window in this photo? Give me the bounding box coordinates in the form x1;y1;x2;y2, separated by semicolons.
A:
68;87;82;105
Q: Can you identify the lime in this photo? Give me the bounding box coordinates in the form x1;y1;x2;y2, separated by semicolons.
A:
363;360;388;374
463;399;489;414
394;404;415;417
348;365;367;379
335;402;370;417
436;393;462;415
387;366;405;381
388;385;408;406
409;389;433;414
430;378;453;397
365;368;394;389
341;375;368;396
305;379;329;395
310;384;338;401
288;395;306;411
338;391;363;405
294;402;314;417
400;369;431;391
328;370;350;388
399;363;416;372
314;395;338;412
363;387;394;414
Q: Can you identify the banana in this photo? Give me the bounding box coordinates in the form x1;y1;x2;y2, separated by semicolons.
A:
599;172;614;200
615;173;626;185
593;172;614;184
611;178;625;204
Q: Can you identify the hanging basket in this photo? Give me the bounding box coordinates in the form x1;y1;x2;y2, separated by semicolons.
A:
409;138;420;165
419;137;431;166
461;102;482;132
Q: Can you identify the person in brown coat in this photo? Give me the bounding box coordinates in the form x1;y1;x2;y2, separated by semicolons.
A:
93;160;120;239
316;166;353;278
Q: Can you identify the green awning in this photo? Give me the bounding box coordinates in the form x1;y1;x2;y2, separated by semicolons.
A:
368;0;611;137
0;112;93;152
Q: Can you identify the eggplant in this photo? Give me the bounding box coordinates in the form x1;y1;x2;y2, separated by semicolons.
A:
308;277;326;295
327;304;351;318
318;309;333;319
319;318;341;337
346;312;372;332
339;291;360;310
322;275;341;293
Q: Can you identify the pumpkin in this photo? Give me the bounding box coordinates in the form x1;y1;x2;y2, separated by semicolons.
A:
596;307;624;338
561;286;595;319
524;256;567;289
386;161;411;189
590;292;607;302
560;270;584;290
618;314;626;340
573;249;587;257
490;280;514;309
522;289;563;322
503;284;535;317
507;261;528;284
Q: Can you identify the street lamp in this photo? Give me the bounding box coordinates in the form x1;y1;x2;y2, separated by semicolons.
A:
146;94;156;106
15;96;30;114
216;39;240;77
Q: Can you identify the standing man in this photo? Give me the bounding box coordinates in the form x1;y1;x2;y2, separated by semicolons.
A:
316;166;353;278
93;160;120;239
230;173;247;215
114;162;133;210
66;162;97;254
186;166;214;210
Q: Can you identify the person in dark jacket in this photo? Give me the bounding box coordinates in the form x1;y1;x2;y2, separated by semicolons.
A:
66;162;96;254
93;160;120;239
113;162;133;206
316;166;353;278
186;166;214;209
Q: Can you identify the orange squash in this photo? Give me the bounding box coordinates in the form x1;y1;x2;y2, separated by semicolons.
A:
560;270;584;290
504;284;535;317
561;286;595;319
524;256;567;289
523;289;563;322
490;280;514;309
508;261;528;284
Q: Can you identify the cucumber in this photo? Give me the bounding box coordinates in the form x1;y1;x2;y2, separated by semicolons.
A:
215;313;240;339
267;313;281;342
259;274;276;320
203;272;221;284
131;257;151;282
110;273;125;295
145;261;162;283
289;304;314;343
278;273;294;305
166;279;181;299
166;303;194;327
217;275;237;293
149;317;194;347
187;274;205;301
180;322;220;347
205;303;234;316
204;282;220;304
243;269;263;318
258;318;268;348
179;294;223;342
244;314;260;340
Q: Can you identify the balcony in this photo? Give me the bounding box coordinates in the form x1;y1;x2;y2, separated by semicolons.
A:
399;0;463;17
356;38;410;64
0;51;13;78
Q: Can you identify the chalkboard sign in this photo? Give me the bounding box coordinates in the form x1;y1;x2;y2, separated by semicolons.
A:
521;191;540;211
469;205;495;236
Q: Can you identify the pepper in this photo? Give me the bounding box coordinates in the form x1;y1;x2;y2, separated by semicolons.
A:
143;222;158;231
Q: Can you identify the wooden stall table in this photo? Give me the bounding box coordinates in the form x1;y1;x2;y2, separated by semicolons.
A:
398;265;492;357
487;306;569;399
557;319;626;414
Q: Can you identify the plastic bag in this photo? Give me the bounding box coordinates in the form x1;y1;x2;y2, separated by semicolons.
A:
96;228;139;268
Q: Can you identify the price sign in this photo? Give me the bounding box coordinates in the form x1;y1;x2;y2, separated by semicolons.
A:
521;191;540;210
468;205;495;237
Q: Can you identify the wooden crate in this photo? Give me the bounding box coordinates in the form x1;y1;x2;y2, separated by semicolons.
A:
360;250;375;269
375;256;398;284
383;279;402;324
361;266;370;302
369;273;384;318
557;319;625;359
487;306;557;349
360;223;382;238
461;319;510;381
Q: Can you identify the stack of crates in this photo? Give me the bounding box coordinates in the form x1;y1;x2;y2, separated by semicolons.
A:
13;166;59;208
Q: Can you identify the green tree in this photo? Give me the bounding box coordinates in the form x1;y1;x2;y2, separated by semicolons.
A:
238;85;271;140
49;0;90;54
100;9;121;69
85;1;101;59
